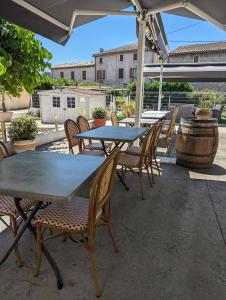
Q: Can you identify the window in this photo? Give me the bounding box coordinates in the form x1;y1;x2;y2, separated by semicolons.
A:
82;70;86;80
129;68;137;78
71;71;75;80
118;68;124;79
133;53;137;61
96;70;105;80
60;71;64;78
32;93;40;108
52;97;60;107
67;97;75;108
120;54;123;61
99;57;103;63
193;55;200;63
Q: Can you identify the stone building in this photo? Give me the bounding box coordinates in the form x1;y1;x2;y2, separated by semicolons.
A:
93;43;159;86
51;43;159;86
51;61;95;82
168;42;226;64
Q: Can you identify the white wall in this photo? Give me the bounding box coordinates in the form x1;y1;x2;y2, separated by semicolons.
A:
52;66;95;82
39;90;106;124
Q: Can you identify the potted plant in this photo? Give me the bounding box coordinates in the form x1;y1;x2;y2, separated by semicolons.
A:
92;107;107;128
8;115;38;153
196;89;214;119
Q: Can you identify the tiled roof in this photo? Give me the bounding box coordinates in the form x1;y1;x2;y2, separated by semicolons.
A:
52;61;95;69
170;42;226;56
93;43;139;56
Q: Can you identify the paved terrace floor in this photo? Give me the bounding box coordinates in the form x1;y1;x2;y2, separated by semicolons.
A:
0;127;226;300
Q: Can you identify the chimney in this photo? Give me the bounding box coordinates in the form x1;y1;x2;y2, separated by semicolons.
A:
100;48;104;52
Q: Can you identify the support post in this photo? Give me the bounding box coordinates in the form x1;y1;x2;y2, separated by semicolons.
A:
134;19;146;127
158;61;164;111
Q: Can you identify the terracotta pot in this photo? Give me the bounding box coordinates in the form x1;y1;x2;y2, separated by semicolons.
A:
195;108;212;119
0;112;13;122
93;118;106;128
13;140;37;153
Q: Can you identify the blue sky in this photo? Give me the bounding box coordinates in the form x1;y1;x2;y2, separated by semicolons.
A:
36;13;226;66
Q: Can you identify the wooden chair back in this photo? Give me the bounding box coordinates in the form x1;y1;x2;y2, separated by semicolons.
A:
111;112;119;126
77;115;90;132
139;127;156;164
153;121;164;155
0;141;9;160
167;108;178;141
64;119;82;154
87;150;119;237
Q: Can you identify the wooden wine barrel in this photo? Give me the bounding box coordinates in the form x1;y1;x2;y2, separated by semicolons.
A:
176;117;219;169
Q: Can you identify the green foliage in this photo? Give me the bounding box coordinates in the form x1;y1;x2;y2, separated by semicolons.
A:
36;75;78;90
8;115;38;142
128;80;195;92
197;88;225;108
92;107;107;119
0;19;52;101
122;102;136;116
115;97;126;107
78;81;99;87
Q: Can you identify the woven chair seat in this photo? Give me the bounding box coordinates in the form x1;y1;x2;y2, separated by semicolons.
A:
161;124;169;134
118;153;140;168
33;197;89;231
126;146;142;156
0;195;36;218
85;142;111;151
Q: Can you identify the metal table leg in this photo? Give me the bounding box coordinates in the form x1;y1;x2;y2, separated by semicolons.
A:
0;198;63;290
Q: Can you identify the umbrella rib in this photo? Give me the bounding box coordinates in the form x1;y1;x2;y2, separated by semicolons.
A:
12;0;69;31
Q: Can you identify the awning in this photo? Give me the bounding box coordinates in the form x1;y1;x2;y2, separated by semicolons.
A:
144;63;226;82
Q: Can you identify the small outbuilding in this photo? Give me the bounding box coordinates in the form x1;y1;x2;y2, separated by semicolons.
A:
38;88;106;123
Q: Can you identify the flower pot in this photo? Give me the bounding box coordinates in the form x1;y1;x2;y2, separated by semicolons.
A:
0;112;13;122
195;108;212;119
13;140;37;153
93;118;106;128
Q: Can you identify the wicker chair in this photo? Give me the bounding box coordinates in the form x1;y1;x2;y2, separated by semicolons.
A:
124;123;163;185
111;112;119;126
64;119;103;156
77;115;112;152
118;127;156;200
0;141;36;267
158;108;178;156
33;150;119;297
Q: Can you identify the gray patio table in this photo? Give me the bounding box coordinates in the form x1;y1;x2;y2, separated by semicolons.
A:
119;117;158;126
0;151;105;289
142;110;170;120
76;125;148;189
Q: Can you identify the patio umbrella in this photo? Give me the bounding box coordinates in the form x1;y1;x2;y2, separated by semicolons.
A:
1;1;226;125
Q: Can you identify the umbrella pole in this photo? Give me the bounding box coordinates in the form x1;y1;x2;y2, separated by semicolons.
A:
158;60;164;111
134;19;146;128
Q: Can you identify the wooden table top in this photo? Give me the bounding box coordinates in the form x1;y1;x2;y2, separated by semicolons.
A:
0;151;105;203
119;118;158;125
76;125;148;143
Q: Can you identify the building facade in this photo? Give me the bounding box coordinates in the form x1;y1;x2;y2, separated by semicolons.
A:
168;42;226;64
93;44;158;86
51;62;95;82
51;43;159;86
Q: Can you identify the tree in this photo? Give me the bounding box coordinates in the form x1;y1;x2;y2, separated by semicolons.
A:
0;19;52;111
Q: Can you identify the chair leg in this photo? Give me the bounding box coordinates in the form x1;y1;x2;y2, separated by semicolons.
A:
154;157;161;176
139;167;145;200
89;250;101;297
34;224;42;276
146;163;152;187
106;221;119;252
11;217;23;267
